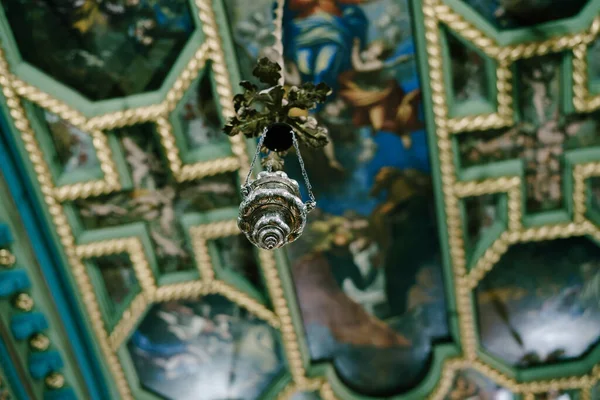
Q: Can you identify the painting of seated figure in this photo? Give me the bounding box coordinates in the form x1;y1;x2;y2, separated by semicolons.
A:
226;0;450;396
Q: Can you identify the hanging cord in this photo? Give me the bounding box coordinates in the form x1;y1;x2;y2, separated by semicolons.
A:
242;128;316;212
270;0;316;211
241;0;316;211
272;0;286;87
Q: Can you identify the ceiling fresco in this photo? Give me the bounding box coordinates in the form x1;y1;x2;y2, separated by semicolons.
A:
227;0;450;395
128;295;284;399
0;0;598;399
3;0;194;100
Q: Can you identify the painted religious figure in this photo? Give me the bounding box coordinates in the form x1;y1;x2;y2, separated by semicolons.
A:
227;0;449;396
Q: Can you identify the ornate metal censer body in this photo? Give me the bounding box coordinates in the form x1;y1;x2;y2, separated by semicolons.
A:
237;123;316;250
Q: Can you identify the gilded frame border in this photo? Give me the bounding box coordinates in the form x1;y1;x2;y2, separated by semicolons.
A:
0;0;313;398
414;0;600;398
2;0;600;397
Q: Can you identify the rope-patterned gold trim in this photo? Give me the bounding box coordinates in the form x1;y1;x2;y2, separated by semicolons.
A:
190;220;239;280
108;293;148;351
9;34;241;202
447;64;514;134
196;0;250;183
0;44;136;398
165;42;211;113
320;382;340;400
424;0;474;366
440;8;600;135
156;116;241;182
190;219;239;239
276;379;327;400
436;5;596;61
211;280;280;328
155;281;212;302
76;238;158;295
4;0;599;396
423;0;600;397
85;104;167;131
581;385;592;400
0;0;304;398
430;358;592;399
454;176;520;197
573;21;600;113
467;231;510;288
11;77;87;127
277;381;300;400
11;77;122;199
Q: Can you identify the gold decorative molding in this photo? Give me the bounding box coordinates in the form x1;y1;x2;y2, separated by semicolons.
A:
0;1;301;398
447;63;514;133
422;0;600;397
1;0;598;397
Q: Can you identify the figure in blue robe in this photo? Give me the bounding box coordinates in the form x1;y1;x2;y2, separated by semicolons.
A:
282;0;370;93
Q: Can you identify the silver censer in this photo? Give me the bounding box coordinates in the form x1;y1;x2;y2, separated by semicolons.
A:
237;124;316;250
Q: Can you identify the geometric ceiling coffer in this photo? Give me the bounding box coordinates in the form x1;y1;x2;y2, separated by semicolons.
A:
419;0;600;397
459;0;591;30
0;0;296;396
442;28;497;119
2;1;194;101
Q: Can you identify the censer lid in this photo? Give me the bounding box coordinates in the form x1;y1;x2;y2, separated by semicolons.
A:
247;170;301;195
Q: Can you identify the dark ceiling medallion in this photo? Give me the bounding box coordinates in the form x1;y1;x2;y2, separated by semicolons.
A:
263;122;294;152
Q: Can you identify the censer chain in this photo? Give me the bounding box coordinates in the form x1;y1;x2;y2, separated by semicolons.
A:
241;0;315;211
242;128;316;212
242;129;267;196
291;130;316;211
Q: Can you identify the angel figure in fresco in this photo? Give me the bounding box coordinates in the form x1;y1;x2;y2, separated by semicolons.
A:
338;38;423;148
280;0;375;173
